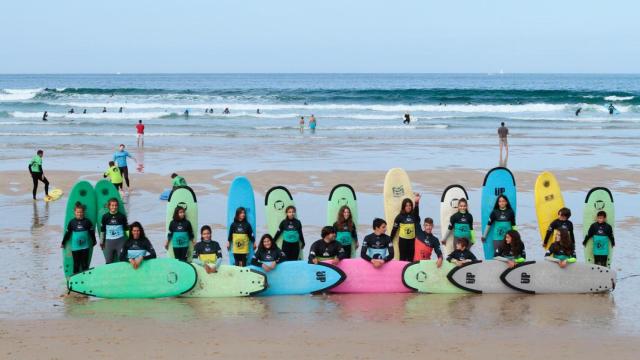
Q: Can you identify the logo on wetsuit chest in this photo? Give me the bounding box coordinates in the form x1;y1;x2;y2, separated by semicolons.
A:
315;271;326;282
465;272;475;284
520;272;531;284
392;186;405;198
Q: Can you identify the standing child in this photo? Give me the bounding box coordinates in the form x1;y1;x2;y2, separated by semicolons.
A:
443;198;475;248
494;230;526;268
333;205;358;258
446;237;477;267
61;203;96;274
103;161;124;195
100;198;128;264
545;229;576;268
164;206;195;262
583;211;615;267
415;218;443;268
543;207;575;248
227;207;255;267
389;194;421;261
273;205;305;260
482;195;516;251
360;218;394;268
251;234;286;272
193;225;223;273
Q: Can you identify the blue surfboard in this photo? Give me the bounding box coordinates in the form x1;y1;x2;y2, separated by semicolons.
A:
227;177;256;265
249;261;345;296
160;189;171;201
481;167;517;259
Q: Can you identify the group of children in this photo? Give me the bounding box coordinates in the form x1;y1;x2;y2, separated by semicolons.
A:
61;187;616;276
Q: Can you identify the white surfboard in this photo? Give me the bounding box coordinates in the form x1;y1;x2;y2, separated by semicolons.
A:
447;260;519;294
440;185;469;255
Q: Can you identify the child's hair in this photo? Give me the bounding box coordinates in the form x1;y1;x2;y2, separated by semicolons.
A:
36;149;44;155
234;207;246;222
129;221;148;240
557;229;574;253
258;234;275;250
423;217;434;225
400;198;414;214
493;195;512;210
457;237;470;248
503;230;524;257
597;211;607;218
173;205;185;221
107;197;119;208
372;218;386;229
285;205;297;218
200;225;212;236
108;161;115;167
336;205;354;231
321;226;336;239
171;173;178;178
558;207;572;218
119;144;125;148
74;201;85;211
457;198;468;207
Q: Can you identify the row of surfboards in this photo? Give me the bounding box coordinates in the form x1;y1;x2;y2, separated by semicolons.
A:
67;257;615;299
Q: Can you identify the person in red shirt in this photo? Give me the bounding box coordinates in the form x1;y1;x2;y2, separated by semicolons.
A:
135;120;145;147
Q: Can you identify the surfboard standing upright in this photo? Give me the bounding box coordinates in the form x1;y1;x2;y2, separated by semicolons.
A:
265;186;301;259
95;179;127;237
62;181;97;279
227;177;256;265
166;186;198;261
534;172;564;250
384;168;414;260
327;184;359;258
440;185;470;255
481;167;517;259
583;187;615;267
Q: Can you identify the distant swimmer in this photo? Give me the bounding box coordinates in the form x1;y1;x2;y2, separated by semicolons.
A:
304;102;308;106
575;108;582;117
42;111;48;121
119;107;123;113
299;116;305;133
403;112;411;125
83;109;87;114
102;107;107;113
223;108;230;114
68;108;75;114
608;103;616;115
256;109;261;114
184;109;190;118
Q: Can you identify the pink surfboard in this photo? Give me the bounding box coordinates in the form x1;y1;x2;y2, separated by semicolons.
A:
328;259;411;293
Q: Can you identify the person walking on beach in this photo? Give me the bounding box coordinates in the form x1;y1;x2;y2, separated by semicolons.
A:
28;149;50;200
113;144;136;192
498;122;509;164
135;120;145;147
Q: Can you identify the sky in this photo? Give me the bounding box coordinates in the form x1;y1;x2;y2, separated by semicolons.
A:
1;0;638;73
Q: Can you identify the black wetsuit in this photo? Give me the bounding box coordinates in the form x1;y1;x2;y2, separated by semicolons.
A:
403;114;411;124
251;246;286;267
446;249;477;263
583;222;615;266
100;212;129;264
119;237;156;262
416;233;443;260
545;243;576;260
28;157;49;200
543;219;575;248
228;220;255;266
62;218;96;274
333;221;357;258
494;242;526;262
273;218;304;260
193;240;223;268
167;219;194;262
485;208;515;248
448;211;474;245
360;233;394;262
308;240;346;263
390;205;420;261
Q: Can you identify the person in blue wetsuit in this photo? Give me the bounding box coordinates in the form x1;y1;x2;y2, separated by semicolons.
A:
494;230;526;268
193;225;223;273
545;229;576;268
333;205;358;258
361;218;394;268
113;144;136;191
482;195;516;250
251;234;286;272
119;222;156;269
583;211;614;267
61;202;97;274
164;206;195;262
273;206;304;261
389;194;421;261
100;198;128;264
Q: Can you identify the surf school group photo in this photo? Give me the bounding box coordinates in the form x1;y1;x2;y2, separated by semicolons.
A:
31;141;616;298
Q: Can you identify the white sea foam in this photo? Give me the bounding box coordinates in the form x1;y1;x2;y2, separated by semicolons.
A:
0;88;42;101
10;111;171;120
604;95;634;101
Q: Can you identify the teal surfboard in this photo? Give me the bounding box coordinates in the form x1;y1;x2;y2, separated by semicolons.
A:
265;186;300;259
327;184;358;258
95;179;127;236
583;187;614;267
166;186;197;261
62;181;97;278
227;177;256;265
481;167;517;259
68;258;197;298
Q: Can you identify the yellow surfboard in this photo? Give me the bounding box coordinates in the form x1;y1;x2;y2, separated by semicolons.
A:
383;168;414;260
44;188;64;202
534;171;564;249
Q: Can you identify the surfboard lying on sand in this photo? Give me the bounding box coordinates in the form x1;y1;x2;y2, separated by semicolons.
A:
329;259;411;293
182;264;267;297
402;260;468;294
447;260;519;294
249;261;345;296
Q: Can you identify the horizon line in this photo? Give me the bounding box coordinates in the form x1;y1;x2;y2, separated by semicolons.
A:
1;72;640;76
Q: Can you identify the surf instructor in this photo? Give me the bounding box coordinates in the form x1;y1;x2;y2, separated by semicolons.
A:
113;144;136;192
136;120;145;147
28;149;50;200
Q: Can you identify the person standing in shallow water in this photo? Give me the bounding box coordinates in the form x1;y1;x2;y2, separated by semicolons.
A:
498;122;509;165
299;116;305;133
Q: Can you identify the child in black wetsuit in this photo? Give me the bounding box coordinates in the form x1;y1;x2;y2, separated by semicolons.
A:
583;211;614;267
251;234;286;272
446;237;477;267
390;194;421;261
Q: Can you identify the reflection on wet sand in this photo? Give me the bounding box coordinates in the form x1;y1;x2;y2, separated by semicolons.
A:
30;201;49;233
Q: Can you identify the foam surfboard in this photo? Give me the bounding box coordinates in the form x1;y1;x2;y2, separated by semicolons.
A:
402;260;468;294
265;186;301;259
62;181;97;278
68;258;197;298
534;171;564;250
44;188;64;202
95;179;127;237
227;177;256;265
182;264;267;297
447;260;519;293
384;168;414;260
481;167;517;259
249;261;345;296
166;186;197;261
583;187;615;267
500;260;616;294
329;259;411;293
327;184;359;258
160;189;171;201
440;185;470;255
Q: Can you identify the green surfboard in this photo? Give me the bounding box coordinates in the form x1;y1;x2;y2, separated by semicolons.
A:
166;186;197;261
583;187;614;267
95;179;127;236
68;258;197;298
265;186;300;259
327;184;358;258
62;181;97;278
182;264;267;297
402;260;468;294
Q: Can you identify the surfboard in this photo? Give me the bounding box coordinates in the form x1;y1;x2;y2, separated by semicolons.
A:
265;186;301;259
329;259;411;293
440;185;470;255
227;177;256;265
447;260;518;293
500;260;616;294
481;167;517;259
166;186;197;261
583;187;615;267
327;184;359;258
62;181;97;279
68;258;197;298
44;188;64;202
95;179;127;236
384;168;414;260
160;189;171;201
182;264;267;297
534;171;564;250
402;260;468;294
249;261;345;296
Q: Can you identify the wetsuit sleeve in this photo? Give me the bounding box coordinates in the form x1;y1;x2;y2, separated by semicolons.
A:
167;221;174;241
62;221;73;246
360;236;371;261
336;243;347;260
187;222;194;241
87;220;97;246
351;226;358;242
227;224;233;243
543;220;556;246
144;239;156;260
469;213;474;230
216;243;223;261
467;250;477;261
510;209;516;226
430;236;443;258
248;223;255;244
276;249;286;263
273;220;285;242
569;222;575;246
448;213;456;231
100;214;107;234
308;242;318;263
583;223;597;245
296;219;305;247
413;202;420;219
385;236;394;262
27;163;33;174
119;241;130;262
607;224;615;246
389;214;401;240
446;252;454;262
251;249;263;266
